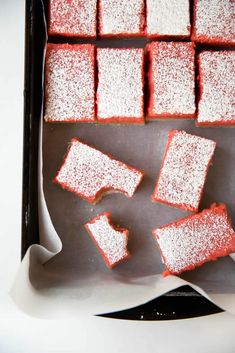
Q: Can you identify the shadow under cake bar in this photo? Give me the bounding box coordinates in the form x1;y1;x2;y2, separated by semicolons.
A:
85;212;130;268
44;44;96;123
147;41;196;120
54;138;144;204
153;204;235;276
152;130;216;212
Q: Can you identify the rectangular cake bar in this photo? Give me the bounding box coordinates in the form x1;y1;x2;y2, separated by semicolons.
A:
197;51;235;126
48;0;97;38
147;42;195;119
153;204;235;275
44;44;95;122
152;130;216;212
99;0;145;37
97;48;144;123
54;138;144;204
146;0;191;38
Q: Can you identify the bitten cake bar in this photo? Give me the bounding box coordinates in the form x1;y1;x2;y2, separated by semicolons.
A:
85;213;130;268
153;204;235;276
44;44;95;122
192;0;235;46
152;130;216;212
97;48;144;123
48;0;97;38
146;0;191;38
197;51;235;126
147;42;195;119
99;0;145;37
54;138;144;203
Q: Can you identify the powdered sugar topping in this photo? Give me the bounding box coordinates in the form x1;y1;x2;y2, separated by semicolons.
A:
49;0;97;37
86;214;129;267
147;0;191;36
153;130;216;211
149;42;195;116
194;0;235;43
99;0;144;35
198;51;235;124
55;139;143;202
97;48;144;121
45;44;95;122
153;205;235;274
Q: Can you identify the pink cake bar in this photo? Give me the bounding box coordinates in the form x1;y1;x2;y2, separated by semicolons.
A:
99;0;145;37
146;0;191;38
44;44;95;122
85;212;130;268
153;204;235;276
197;51;235;126
54;138;144;203
192;0;235;46
147;42;195;119
48;0;97;38
97;48;144;124
152;130;216;212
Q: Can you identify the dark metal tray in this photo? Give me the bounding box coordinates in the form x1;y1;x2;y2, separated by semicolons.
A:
22;0;222;320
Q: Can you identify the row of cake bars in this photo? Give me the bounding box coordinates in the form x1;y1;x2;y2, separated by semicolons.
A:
48;0;234;47
54;130;235;274
44;42;234;126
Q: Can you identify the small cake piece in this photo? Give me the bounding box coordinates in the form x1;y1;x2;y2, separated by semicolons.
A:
44;44;95;122
152;130;216;212
99;0;145;37
147;42;195;119
146;0;191;38
197;51;235;126
192;0;235;46
153;204;235;276
48;0;97;38
97;48;144;123
85;212;130;268
54;138;144;203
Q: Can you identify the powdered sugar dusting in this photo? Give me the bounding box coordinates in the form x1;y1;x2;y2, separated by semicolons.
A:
55;139;143;203
49;0;97;37
44;44;95;122
153;130;216;212
99;0;145;36
148;42;195;117
85;213;129;267
147;0;191;37
153;204;235;274
193;0;235;44
97;48;144;121
198;51;235;124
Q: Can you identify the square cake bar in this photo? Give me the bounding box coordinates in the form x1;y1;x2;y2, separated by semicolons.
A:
146;0;191;38
147;41;195;119
99;0;145;37
97;48;144;123
48;0;97;38
44;44;95;122
153;204;235;275
197;51;235;126
152;130;216;212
